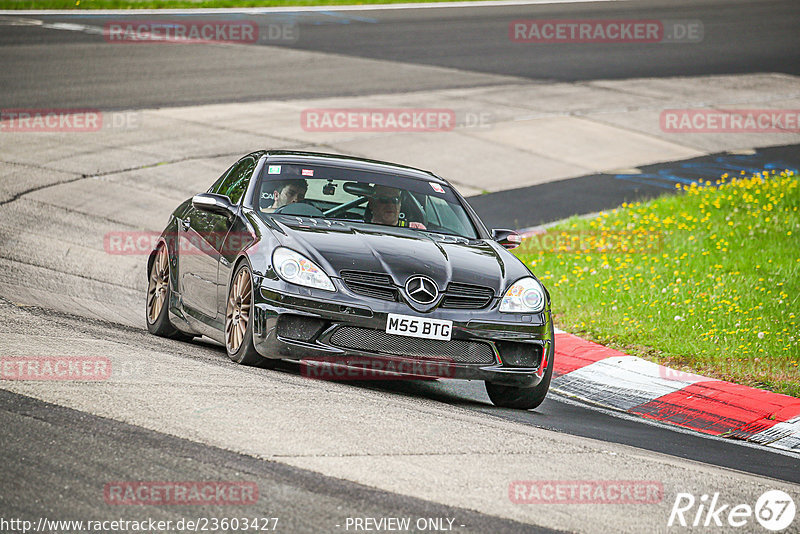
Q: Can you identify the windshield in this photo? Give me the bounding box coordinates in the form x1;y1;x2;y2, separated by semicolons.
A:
255;163;479;239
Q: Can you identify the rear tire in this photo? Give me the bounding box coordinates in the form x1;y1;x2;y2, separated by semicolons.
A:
146;243;194;341
225;263;272;367
485;339;554;410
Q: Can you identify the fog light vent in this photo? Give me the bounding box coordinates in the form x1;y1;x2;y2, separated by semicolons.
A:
276;315;327;342
495;341;542;368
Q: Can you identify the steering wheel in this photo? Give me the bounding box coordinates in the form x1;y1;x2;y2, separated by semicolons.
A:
323;196;368;217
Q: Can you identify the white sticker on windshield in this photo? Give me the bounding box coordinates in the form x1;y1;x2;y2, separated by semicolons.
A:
268;165;281;174
430;183;445;194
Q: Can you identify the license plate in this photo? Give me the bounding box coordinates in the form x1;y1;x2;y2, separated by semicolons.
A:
386;313;452;341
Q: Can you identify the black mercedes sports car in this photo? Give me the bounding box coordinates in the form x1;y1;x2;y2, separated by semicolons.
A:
146;151;554;409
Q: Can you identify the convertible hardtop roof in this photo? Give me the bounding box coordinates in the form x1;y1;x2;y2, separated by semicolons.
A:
261;150;447;185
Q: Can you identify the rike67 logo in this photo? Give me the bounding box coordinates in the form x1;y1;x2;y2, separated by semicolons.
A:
668;490;796;531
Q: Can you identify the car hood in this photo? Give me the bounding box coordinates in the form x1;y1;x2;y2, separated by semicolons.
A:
268;218;529;294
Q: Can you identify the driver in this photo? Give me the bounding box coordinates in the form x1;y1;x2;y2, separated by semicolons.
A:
262;179;307;213
367;185;425;229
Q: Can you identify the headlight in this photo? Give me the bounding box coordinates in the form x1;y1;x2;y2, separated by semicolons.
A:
500;277;546;313
272;247;335;292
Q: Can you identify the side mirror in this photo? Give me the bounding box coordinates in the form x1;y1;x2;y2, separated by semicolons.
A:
492;229;522;250
192;193;234;216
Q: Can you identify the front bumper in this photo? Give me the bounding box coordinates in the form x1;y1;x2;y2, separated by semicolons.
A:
251;279;553;388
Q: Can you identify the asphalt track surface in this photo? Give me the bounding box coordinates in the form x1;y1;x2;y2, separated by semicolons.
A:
0;389;553;534
0;0;798;108
1;1;800;532
470;143;800;229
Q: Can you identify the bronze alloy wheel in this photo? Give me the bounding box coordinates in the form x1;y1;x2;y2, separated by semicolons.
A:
147;245;169;324
226;266;252;353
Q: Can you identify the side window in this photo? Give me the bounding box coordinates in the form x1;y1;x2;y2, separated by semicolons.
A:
211;157;256;204
208;163;236;194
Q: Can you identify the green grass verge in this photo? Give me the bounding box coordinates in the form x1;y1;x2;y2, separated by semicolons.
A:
0;0;491;10
514;170;800;398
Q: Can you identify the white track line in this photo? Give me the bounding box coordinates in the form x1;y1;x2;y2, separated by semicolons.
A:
1;0;627;16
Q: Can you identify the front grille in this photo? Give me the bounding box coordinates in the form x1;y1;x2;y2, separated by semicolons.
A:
441;283;494;309
340;270;398;302
340;272;494;309
329;326;495;364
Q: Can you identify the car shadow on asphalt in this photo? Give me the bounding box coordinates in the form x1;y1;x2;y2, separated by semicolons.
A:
270;358;496;409
185;335;539;414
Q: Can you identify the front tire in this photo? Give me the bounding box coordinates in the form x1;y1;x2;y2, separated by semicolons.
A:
225;263;270;367
146;243;193;341
485;341;554;410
